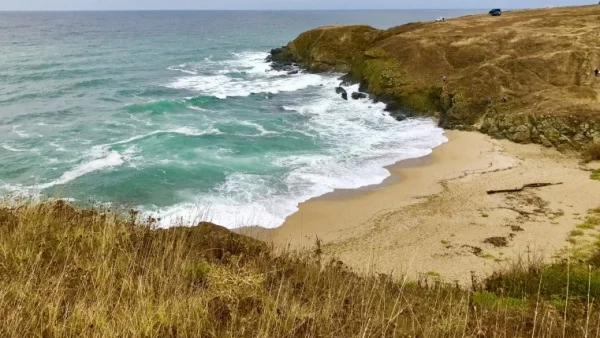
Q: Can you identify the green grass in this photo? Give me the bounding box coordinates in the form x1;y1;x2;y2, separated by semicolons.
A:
472;291;526;310
426;271;441;277
570;229;585;237
486;262;600;301
577;218;598;230
591;170;600;181
481;253;497;260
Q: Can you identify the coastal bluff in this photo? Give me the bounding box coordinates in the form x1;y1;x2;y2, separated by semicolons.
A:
272;5;600;150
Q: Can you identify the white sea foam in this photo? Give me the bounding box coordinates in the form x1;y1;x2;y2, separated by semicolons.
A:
109;126;220;147
168;73;321;99
11;125;31;138
225;52;287;76
207;52;285;77
122;145;141;168
167;65;198;75
281;106;297;111
166;51;315;98
47;127;220;186
238;121;278;136
35;145;124;190
186;105;209;112
152;69;447;228
1;144;26;152
49;141;67;152
3;127;223;193
1;143;39;153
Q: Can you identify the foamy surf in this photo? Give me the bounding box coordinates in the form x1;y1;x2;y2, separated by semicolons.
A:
165;51;321;99
1;144;30;152
151;67;447;228
1;127;224;194
168;73;322;99
2;48;446;231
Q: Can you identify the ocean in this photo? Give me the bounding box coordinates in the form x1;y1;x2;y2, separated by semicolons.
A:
0;10;477;228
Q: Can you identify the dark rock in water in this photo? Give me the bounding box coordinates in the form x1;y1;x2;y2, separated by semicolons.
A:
267;46;295;71
287;70;299;75
335;87;348;100
267;46;293;63
384;101;415;121
338;73;358;87
358;80;369;93
351;92;368;100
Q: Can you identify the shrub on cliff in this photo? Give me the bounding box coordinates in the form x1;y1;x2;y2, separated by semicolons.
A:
583;141;600;162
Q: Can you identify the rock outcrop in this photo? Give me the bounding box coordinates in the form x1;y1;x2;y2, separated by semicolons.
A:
336;87;348;100
274;6;600;150
352;92;368;100
267;46;296;71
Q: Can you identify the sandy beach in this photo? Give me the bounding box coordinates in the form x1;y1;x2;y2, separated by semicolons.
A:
264;130;600;284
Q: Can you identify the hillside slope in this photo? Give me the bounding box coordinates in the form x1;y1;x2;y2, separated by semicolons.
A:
276;5;600;150
3;201;600;337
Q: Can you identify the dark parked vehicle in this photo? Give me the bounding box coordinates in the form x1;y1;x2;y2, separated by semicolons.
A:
489;9;502;16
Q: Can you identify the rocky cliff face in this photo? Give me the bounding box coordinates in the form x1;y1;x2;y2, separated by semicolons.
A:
274;6;600;150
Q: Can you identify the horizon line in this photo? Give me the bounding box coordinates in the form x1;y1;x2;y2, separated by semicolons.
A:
0;8;521;12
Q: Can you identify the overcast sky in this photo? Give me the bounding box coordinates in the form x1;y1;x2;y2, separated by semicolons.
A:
0;0;592;11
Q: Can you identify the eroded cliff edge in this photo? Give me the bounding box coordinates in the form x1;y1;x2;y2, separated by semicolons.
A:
271;6;600;150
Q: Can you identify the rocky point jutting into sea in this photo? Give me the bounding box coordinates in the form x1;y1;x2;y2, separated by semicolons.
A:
264;4;600;285
269;5;600;151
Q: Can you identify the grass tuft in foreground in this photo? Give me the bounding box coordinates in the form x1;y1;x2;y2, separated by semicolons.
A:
2;201;600;337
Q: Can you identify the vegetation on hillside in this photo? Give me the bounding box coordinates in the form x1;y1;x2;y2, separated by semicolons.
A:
3;201;600;337
584;141;600;163
281;5;600;151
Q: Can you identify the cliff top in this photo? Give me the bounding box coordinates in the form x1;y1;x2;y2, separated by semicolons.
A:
284;5;600;149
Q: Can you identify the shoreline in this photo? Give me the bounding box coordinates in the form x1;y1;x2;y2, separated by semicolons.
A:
312;153;435;201
235;145;440;241
255;130;600;284
267;130;498;247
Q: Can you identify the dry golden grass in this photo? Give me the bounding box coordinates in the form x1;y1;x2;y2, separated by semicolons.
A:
287;5;600;136
3;201;600;337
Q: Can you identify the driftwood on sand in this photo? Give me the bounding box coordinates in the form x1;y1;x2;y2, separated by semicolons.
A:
486;183;564;195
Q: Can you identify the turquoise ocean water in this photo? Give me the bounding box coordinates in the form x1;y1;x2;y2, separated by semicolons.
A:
0;10;476;228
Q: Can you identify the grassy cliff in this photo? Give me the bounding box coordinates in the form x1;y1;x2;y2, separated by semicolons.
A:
281;5;600;151
3;201;600;337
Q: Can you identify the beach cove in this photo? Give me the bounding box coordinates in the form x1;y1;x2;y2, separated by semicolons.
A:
251;4;600;283
252;130;600;283
4;5;600;336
